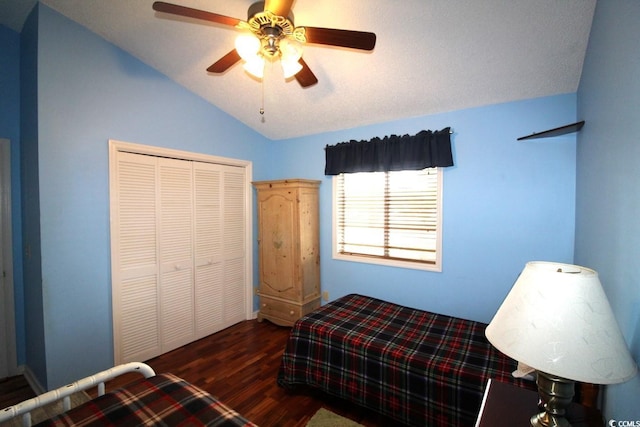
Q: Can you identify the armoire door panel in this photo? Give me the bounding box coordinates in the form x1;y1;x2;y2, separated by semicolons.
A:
258;193;298;300
297;188;321;300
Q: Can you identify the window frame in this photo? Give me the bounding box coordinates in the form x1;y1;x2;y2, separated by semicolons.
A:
331;168;443;272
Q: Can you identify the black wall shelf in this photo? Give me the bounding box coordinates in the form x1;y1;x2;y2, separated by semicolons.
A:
517;120;585;141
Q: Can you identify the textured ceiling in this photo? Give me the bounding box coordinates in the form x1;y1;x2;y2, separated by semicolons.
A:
1;0;596;140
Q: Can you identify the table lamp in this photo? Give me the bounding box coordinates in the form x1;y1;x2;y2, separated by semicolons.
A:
486;261;637;427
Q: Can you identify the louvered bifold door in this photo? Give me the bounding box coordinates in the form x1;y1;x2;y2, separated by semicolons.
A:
193;162;224;338
113;152;161;363
192;162;246;338
158;158;196;353
112;146;249;365
221;165;247;325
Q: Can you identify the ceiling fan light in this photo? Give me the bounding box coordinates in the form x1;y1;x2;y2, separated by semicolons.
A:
281;59;303;78
280;38;302;62
235;34;261;61
243;57;265;78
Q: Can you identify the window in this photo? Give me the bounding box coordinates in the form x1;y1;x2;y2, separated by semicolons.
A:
333;168;442;271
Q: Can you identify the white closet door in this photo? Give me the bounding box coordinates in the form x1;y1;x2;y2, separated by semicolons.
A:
222;166;247;325
193;162;224;338
111;145;249;365
193;163;246;338
158;158;195;353
113;152;161;363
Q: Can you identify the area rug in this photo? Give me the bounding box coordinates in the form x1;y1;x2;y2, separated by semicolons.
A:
306;408;365;427
2;391;90;427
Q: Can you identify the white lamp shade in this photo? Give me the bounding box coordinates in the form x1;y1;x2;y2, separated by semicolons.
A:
486;261;637;384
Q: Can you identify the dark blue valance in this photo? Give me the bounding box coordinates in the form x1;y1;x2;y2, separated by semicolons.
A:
324;128;454;175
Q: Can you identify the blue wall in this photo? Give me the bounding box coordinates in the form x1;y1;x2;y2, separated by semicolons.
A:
576;0;640;421
269;94;578;323
20;9;48;386
0;25;20;140
0;23;25;367
27;4;269;389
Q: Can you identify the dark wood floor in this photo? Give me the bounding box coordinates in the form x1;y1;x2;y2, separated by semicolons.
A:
0;374;36;408
1;319;396;427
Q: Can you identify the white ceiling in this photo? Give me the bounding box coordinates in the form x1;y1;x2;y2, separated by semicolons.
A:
1;0;596;140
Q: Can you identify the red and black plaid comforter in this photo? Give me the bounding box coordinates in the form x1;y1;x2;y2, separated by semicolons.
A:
36;373;256;427
277;294;535;427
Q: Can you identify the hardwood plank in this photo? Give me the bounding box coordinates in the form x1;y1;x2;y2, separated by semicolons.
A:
108;319;394;426
1;320;395;426
0;375;36;408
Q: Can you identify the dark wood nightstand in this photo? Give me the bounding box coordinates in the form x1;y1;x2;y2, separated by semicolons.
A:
475;379;604;427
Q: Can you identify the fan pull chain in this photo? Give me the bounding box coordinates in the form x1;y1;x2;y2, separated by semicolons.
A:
259;61;268;122
260;76;265;122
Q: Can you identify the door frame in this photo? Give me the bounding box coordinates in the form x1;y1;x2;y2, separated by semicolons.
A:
0;138;18;378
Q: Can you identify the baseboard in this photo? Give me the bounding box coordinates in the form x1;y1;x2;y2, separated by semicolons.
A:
23;365;45;395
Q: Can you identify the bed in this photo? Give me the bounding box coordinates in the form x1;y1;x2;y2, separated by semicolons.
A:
0;362;256;427
277;293;538;427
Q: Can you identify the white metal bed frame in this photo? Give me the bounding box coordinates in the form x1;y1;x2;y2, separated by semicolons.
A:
0;362;156;427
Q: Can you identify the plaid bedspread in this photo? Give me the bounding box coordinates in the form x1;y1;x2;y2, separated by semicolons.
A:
277;294;536;427
35;373;256;427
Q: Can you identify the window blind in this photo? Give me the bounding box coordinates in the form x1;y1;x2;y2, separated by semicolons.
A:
336;168;439;264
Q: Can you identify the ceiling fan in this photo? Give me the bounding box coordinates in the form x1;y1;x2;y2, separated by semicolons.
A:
152;0;377;88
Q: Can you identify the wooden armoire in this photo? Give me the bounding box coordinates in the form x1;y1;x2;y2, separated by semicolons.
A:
253;179;321;326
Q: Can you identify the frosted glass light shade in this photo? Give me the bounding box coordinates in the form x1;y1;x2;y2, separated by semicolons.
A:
242;56;265;78
281;59;302;78
235;34;261;61
235;34;264;78
486;261;637;384
279;39;303;78
280;38;302;62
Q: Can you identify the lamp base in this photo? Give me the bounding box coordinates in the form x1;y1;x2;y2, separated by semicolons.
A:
530;371;575;427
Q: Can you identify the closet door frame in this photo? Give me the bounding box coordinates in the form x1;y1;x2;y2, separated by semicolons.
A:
108;140;254;363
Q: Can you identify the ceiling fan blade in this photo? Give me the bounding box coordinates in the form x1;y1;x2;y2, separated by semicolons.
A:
207;49;242;73
264;0;295;17
301;27;376;51
152;2;241;27
295;58;318;88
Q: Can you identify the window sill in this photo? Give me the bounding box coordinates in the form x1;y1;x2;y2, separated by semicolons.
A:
332;252;442;272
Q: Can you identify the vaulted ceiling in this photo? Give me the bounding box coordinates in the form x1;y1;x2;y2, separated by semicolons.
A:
0;0;596;140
